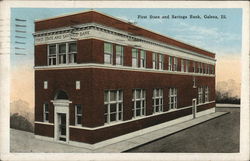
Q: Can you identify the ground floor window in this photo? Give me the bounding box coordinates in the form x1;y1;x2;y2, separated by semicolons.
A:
205;86;209;102
43;103;49;122
153;88;163;113
198;87;203;104
104;90;123;124
132;89;146;117
169;88;177;110
75;104;82;126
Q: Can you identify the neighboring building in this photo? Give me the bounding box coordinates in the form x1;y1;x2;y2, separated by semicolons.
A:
33;10;216;149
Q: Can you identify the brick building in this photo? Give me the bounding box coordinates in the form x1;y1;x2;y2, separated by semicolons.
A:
33;10;216;149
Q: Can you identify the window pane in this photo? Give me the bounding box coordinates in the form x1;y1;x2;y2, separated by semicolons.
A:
156;99;159;106
104;43;112;53
118;112;122;120
49;45;56;55
136;101;141;109
59;44;66;53
44;103;49;111
77;116;81;124
136;109;141;116
118;91;122;101
118;103;122;111
45;113;49;121
76;105;82;114
104;114;108;123
110;113;116;122
69;43;76;52
110;91;116;101
136;90;140;99
104;54;111;64
110;104;117;113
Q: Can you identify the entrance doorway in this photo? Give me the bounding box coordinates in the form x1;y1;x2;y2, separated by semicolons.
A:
58;113;67;141
52;90;71;143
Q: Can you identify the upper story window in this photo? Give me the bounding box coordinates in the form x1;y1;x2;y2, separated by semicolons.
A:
193;61;196;73
159;54;164;70
181;59;184;72
201;63;204;74
169;88;177;110
132;48;138;68
186;60;189;72
140;50;146;68
208;64;210;74
68;42;77;64
153;88;163;113
104;42;113;64
104;90;123;124
48;42;77;66
58;44;66;64
48;45;56;65
173;57;178;71
116;45;123;66
169;56;173;71
197;63;201;73
132;89;146;117
152;53;158;69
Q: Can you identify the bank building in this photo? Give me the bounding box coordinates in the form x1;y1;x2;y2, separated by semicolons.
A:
33;10;216;149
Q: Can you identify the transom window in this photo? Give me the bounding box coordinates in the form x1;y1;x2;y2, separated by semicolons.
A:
48;42;77;66
75;104;82;126
132;48;138;67
104;90;123;124
104;42;113;64
169;88;177;110
43;103;49;122
153;88;163;113
116;45;123;65
132;89;146;117
140;50;146;68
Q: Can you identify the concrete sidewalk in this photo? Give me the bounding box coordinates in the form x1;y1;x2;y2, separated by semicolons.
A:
93;111;228;152
11;111;228;153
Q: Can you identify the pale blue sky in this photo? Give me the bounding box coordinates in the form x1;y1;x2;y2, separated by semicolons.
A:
10;8;242;67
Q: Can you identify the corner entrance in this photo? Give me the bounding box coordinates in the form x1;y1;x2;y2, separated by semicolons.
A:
52;90;71;143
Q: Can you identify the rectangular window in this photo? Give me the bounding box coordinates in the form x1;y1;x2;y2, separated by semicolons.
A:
58;43;67;64
104;42;113;64
43;103;49;122
132;89;146;117
153;89;163;113
211;65;214;74
198;87;203;104
75;104;82;126
169;88;177;110
104;90;123;124
193;61;196;73
116;45;123;66
169;56;173;71
44;81;48;89
186;60;189;72
48;42;77;66
152;53;158;69
48;45;57;65
76;81;80;90
140;50;146;68
208;65;210;74
68;42;77;64
201;63;203;74
205;86;209;102
181;59;184;72
132;48;138;67
159;54;164;70
198;63;201;73
173;57;178;71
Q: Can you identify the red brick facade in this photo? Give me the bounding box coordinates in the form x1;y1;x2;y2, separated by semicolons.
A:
34;10;216;145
